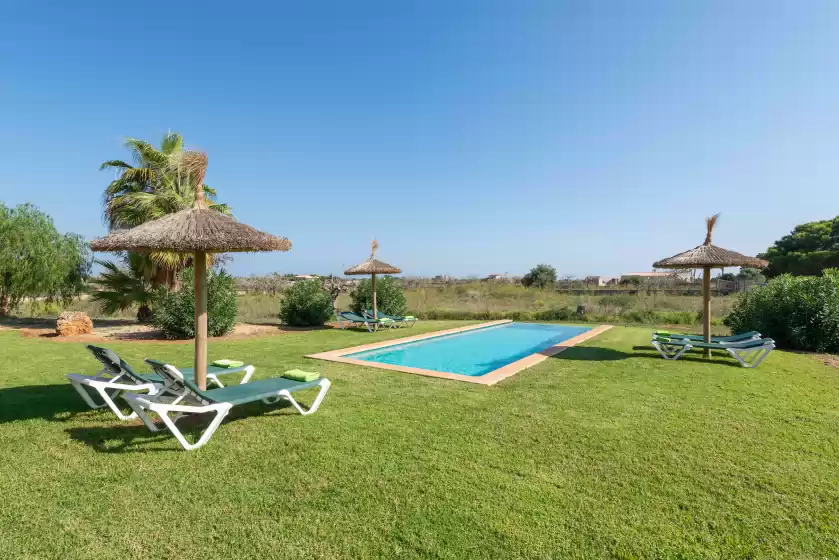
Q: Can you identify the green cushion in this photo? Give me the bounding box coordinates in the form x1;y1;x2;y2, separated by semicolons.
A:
212;359;244;368
205;377;323;406
283;369;320;382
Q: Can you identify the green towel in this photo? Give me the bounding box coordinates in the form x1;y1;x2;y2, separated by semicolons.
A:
283;369;320;382
212;359;244;368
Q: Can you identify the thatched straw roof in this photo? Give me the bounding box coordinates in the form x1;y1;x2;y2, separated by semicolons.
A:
653;214;768;269
90;204;291;253
344;240;401;275
90;151;291;254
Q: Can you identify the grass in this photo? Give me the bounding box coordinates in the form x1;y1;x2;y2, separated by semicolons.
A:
0;322;837;558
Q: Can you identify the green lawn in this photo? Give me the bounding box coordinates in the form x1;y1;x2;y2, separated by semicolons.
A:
0;322;837;559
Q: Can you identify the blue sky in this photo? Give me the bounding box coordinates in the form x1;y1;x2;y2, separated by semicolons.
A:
1;1;837;277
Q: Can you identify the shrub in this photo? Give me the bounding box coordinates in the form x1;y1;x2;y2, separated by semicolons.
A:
279;280;334;326
350;276;407;316
522;264;557;289
152;267;238;339
724;269;839;352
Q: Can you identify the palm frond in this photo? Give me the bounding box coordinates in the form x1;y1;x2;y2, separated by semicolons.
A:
160;132;184;155
99;159;134;172
91;254;155;314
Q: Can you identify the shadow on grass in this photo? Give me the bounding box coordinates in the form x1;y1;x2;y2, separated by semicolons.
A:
0;383;89;423
66;400;298;453
0;317;137;330
545;344;743;368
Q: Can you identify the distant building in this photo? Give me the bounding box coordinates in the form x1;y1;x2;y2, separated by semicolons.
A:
485;273;508;282
583;275;619;287
620;271;692;283
294;274;319;281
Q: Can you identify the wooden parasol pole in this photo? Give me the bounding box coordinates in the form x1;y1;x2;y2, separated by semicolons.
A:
194;251;208;390
702;265;711;358
372;273;378;319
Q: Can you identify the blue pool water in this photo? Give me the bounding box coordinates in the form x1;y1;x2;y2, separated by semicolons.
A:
347;322;591;376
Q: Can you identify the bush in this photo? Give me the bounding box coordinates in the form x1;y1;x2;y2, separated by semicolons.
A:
350;276;407;316
279;280;334;326
152;267;238;339
522;264;557;289
724;269;839;352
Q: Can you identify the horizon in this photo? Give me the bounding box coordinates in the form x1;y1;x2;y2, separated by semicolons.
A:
2;2;838;278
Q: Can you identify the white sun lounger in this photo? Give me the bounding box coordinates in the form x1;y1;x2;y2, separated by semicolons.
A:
122;359;330;451
66;345;254;420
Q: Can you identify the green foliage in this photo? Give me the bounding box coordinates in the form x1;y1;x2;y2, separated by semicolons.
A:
737;267;765;282
620;275;642;286
725;269;839;352
0;202;90;314
279;280;334;326
522;264;557;289
717;272;736;281
90;253;155;322
759;216;839;277
152;267;237;339
350;276;407;315
100;132;231;287
413;307;703;325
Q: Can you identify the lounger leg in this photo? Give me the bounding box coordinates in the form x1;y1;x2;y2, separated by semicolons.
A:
69;379;109;410
239;365;255;384
728;346;773;368
125;396;164;432
145;402;233;451
207;374;223;388
652;341;691;361
267;379;331;416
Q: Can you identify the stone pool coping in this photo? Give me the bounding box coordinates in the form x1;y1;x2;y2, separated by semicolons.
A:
306;321;613;385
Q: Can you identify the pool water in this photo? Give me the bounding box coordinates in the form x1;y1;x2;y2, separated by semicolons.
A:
347;322;591;376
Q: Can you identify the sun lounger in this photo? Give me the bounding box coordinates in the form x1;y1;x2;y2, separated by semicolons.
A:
337;311;395;332
652;330;761;344
122;359;331;450
651;337;775;368
364;310;417;327
66;345;255;420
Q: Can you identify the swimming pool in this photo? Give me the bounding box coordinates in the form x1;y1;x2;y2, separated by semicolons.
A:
308;321;611;385
348;322;591;376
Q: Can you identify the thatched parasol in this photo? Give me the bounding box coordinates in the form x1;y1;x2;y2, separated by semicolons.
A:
653;214;767;356
90;151;291;389
344;240;401;319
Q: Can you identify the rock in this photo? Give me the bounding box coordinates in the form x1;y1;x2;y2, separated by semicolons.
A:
55;311;93;336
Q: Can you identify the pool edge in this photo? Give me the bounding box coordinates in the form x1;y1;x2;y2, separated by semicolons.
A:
306;322;613;385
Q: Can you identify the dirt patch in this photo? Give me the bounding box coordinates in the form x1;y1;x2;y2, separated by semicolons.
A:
806;352;839;371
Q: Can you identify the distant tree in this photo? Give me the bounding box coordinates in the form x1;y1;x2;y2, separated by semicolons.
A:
321;275;352;310
717;272;736;281
737;268;765;282
759;216;839;277
0;202;91;315
521;264;557;289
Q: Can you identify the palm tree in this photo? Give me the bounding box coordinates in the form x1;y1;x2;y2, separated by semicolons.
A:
90;253;156;322
100;132;231;288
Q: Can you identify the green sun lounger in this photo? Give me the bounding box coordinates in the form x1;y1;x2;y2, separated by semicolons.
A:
364;310;417;327
651;337;775;368
66;345;255;420
337;311;395;332
653;330;761;344
122;359;330;450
